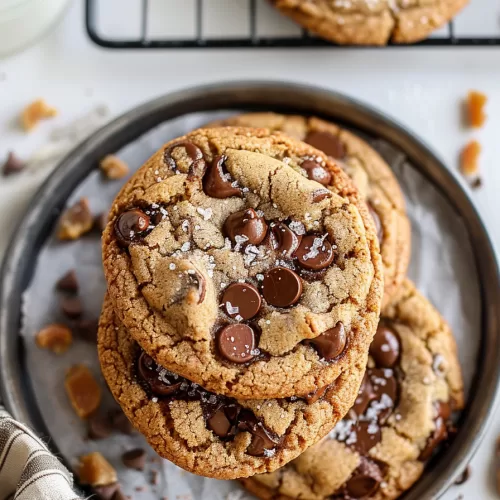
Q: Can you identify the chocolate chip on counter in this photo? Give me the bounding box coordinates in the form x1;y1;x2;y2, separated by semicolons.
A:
56;270;78;293
269;222;302;258
111;489;127;500
61;296;83;319
114;209;150;247
122;448;147;471
344;457;384;498
88;413;113;440
2;151;25;176
261;267;302;308
150;469;159;486
370;323;400;368
305;130;346;159
138;352;183;396
217;324;256;364
304;385;328;404
222;282;261;320
367;202;383;244
109;409;134;435
300;159;332;186
94;212;109;233
223;208;268;246
237;410;279;457
75;318;98;343
304;322;346;360
203;155;242;198
207;408;232;438
294;234;335;271
94;483;120;500
454;465;471;485
164;141;206;178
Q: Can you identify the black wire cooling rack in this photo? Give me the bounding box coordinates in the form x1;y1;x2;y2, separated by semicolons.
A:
85;0;500;48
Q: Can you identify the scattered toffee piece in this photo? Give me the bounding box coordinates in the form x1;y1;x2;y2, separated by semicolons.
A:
203;155;241;198
237;410;280;456
269;222;302;258
164;141;206;178
2;151;25;176
304;322;346;360
305;130;346;159
369;323;400;368
88;413;113;440
367;203;383;244
304;385;328;404
94;483;120;500
114;209;150;247
221;282;261;320
61;296;83;319
217;324;256;363
122;448;147;471
109;409;134;435
261;267;302;308
343;457;384;498
301;159;332;186
294;234;334;271
75;319;98;343
56;270;78;293
224;208;268;246
419;401;452;461
454;465;471;485
138;352;183;396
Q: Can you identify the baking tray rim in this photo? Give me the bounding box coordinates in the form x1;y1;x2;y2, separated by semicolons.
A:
0;81;498;499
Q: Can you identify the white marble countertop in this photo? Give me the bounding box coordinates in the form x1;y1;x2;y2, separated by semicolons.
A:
0;1;499;499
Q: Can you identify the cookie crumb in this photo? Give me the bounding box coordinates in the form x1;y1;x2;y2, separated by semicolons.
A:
21;98;57;131
100;155;130;180
65;365;101;418
466;90;487;128
35;324;72;354
2;152;25;176
57;198;94;240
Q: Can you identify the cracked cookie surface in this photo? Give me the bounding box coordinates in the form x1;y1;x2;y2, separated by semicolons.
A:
98;294;369;479
271;0;469;45
210;113;410;306
102;127;383;400
240;279;464;499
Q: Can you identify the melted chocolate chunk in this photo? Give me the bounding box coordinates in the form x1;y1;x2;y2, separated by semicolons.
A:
367;203;383;244
222;282;261;320
352;420;382;455
217;324;257;363
301;159;332;186
344;457;384;498
164;141;206;178
419;401;452;461
224;208;268;246
114;209;150;247
304;385;328;404
312;188;332;203
203;155;242;198
136;350;279;456
370;323;400;368
261;267;302;308
304;323;346;361
294;234;335;271
305;130;346;159
269;222;302;258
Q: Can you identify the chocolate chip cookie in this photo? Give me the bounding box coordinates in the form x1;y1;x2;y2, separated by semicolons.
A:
98;295;369;479
102;127;383;400
271;0;468;45
209;113;410;307
240;279;464;499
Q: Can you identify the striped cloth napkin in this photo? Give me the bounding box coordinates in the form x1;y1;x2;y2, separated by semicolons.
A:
0;407;83;500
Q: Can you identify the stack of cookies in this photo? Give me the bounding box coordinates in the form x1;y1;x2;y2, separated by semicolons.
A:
97;116;464;498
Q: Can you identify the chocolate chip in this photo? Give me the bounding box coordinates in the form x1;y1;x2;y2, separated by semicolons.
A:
109;409;134;435
138;352;183;396
223;208;268;246
2;151;25;176
294;234;334;271
312;188;332;203
368;203;383;244
304;322;346;360
94;212;108;233
122;448;147;471
349;372;374;418
222;282;261;320
345;457;384;498
305;130;346;159
370;323;400;368
301;159;332;186
237;410;279;456
269;222;302;258
88;413;113;440
203;155;242;198
419;401;452;461
261;267;302;308
164;141;206;178
217;324;256;364
207;408;232;438
114;209;150;247
304;385;328;404
94;483;120;500
56;270;78;293
75;319;98;343
455;465;471;485
61;296;83;318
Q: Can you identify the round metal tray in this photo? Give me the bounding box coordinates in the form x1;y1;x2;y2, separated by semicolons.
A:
1;82;499;499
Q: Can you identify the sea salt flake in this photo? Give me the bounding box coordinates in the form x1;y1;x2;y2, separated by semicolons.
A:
197;207;213;220
263;449;275;458
181;220;189;232
289;221;306;235
181;242;191;252
169;263;176;270
226;302;239;315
